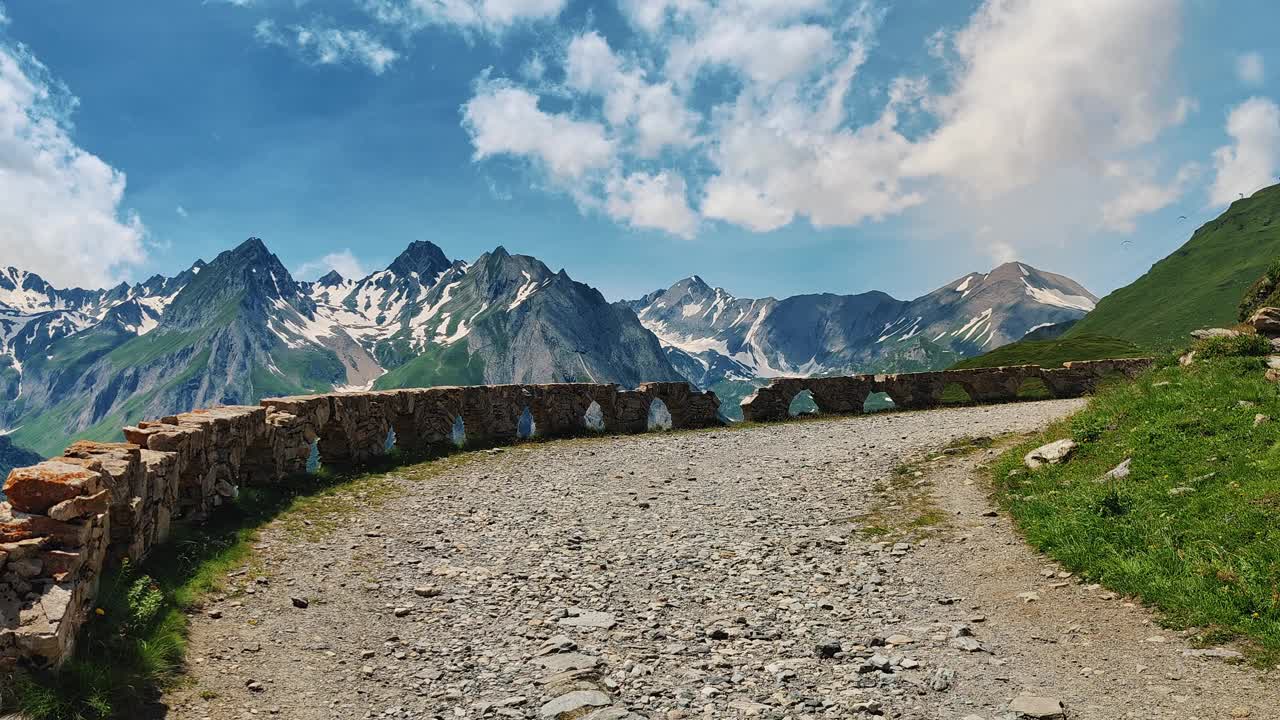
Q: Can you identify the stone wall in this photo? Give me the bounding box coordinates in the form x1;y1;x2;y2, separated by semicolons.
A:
0;381;719;670
0;361;1147;670
738;359;1153;422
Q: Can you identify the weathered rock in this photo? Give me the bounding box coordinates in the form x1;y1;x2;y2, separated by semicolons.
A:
1024;439;1078;470
539;690;612;718
1102;458;1131;481
1190;328;1240;340
3;462;105;515
532;652;601;673
1247;307;1280;337
46;491;110;522
1010;695;1065;719
559;609;617;630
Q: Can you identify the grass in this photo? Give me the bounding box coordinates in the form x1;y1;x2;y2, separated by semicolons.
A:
373;338;486;390
854;435;999;542
0;450;475;720
990;352;1280;664
949;332;1147;370
1066;183;1280;350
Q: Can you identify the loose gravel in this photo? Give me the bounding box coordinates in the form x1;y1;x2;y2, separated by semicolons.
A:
164;400;1276;720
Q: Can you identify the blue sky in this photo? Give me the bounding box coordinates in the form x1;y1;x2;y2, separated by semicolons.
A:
1;0;1278;303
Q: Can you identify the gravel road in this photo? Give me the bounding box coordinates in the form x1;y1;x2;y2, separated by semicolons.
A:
163;400;1276;720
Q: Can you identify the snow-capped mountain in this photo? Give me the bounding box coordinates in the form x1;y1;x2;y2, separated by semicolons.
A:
0;238;680;459
627;262;1098;413
0;263;205;402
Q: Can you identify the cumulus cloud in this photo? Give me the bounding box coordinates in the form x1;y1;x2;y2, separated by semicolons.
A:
462;80;614;181
360;0;567;33
1209;97;1280;206
565;32;700;156
458;0;1195;247
255;19;399;74
0;41;146;288
1101;162;1200;232
296;250;369;280
605;171;699;238
1236;52;1265;86
905;0;1187;195
176;205;189;218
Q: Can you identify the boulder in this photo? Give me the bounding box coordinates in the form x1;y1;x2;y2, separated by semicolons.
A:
1024;440;1078;470
1248;307;1280;337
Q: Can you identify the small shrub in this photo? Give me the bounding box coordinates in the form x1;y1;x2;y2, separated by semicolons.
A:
1192;333;1271;360
1238;258;1280;321
1070;413;1110;443
1095;487;1130;518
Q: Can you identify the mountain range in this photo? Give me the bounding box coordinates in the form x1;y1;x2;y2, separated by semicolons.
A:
626;262;1098;410
1;237;1096;466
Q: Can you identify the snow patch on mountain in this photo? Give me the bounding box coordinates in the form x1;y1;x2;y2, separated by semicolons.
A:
1022;279;1097;312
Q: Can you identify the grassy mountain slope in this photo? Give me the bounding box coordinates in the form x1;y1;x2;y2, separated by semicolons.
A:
990;344;1280;662
950;333;1146;370
1067;184;1280;349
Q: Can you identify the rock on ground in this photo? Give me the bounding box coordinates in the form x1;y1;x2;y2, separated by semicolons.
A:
163;400;1277;720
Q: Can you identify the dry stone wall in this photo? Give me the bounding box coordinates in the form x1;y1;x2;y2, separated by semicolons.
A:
0;361;1147;670
740;359;1154;422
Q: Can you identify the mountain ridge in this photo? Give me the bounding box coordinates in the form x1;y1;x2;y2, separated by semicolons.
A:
1066;184;1280;348
1;237;1099;459
626;261;1099;414
0;237;682;458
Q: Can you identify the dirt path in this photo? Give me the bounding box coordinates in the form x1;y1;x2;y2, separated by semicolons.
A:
162;400;1275;720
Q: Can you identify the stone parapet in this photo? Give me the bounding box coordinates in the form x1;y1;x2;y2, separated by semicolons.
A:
0;361;1146;670
739;359;1154;422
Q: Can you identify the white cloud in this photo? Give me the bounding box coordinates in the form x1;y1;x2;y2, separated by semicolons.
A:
461;79;615;181
1101;161;1200;232
0;42;146;288
360;0;567;33
1236;52;1265;86
904;0;1187;196
460;0;1194;248
255;19;399;75
176;205;189;218
0;4;9;26
296;250;368;280
565;32;700;156
605;171;699;238
1209;97;1280;206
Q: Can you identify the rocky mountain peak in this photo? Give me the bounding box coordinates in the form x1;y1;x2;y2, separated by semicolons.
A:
387;240;452;282
316;270;345;287
164;237;305;329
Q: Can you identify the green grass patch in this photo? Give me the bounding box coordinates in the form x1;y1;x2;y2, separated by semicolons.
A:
939;382;974;405
950;333;1147;370
991;355;1280;664
1016;377;1054;400
373;339;486;390
1190;332;1271;360
0;451;475;719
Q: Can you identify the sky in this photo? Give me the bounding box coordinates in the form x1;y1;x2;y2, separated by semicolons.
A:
1;0;1278;303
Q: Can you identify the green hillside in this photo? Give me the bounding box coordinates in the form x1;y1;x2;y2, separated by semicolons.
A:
950;333;1146;370
990;343;1280;662
1066;184;1280;349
